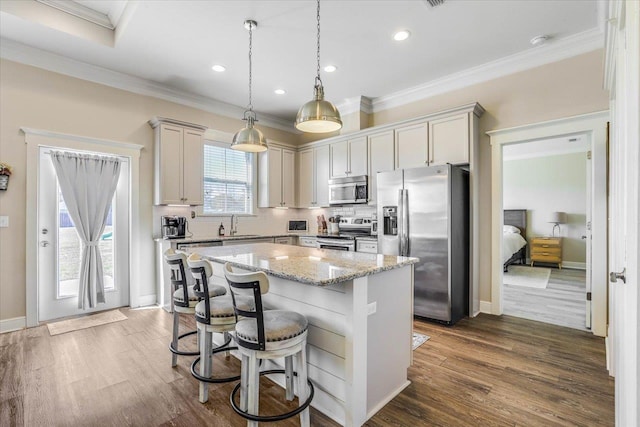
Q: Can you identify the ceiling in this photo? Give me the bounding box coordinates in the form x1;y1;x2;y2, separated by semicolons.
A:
0;1;603;131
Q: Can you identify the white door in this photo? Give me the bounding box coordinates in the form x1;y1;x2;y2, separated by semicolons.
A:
38;147;130;321
607;1;639;423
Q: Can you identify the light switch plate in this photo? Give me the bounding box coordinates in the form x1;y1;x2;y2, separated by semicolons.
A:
367;301;377;316
0;216;8;228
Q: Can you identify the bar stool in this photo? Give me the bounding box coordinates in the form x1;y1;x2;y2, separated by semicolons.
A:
187;253;255;403
223;262;314;427
164;249;227;367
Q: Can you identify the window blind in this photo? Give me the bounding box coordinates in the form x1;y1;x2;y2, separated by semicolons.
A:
203;143;253;214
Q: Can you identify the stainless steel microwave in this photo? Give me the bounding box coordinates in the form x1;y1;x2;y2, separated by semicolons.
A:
329;175;368;205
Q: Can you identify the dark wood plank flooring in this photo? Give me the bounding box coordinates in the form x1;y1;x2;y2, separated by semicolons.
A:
0;308;613;426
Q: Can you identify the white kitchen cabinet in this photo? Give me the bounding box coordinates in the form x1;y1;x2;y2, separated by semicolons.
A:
428;113;470;166
298;236;317;248
367;130;395;205
150;117;206;205
330;136;368;178
297;145;331;208
395;122;428;170
259;146;296;208
274;236;294;245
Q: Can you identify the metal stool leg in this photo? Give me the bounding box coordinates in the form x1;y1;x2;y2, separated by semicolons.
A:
199;327;212;403
285;355;294;401
171;311;179;367
296;340;310;427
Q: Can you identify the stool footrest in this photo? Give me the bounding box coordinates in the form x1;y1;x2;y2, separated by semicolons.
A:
169;329;199;356
229;369;315;423
190;335;241;383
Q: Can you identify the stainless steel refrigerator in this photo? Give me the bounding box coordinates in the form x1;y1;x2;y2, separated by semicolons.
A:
377;164;469;324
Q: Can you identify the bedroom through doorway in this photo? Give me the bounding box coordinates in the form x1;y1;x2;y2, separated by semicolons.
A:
500;134;590;331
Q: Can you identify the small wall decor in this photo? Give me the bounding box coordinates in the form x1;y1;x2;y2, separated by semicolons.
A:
0;161;12;191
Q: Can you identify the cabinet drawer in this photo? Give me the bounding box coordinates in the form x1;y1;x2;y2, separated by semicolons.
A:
531;238;561;247
299;237;318;248
530;246;561;256
356;241;378;254
531;253;562;263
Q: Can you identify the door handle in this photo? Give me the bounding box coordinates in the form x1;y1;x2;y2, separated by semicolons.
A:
581;235;587;240
40;241;49;247
609;268;626;284
41;228;48;235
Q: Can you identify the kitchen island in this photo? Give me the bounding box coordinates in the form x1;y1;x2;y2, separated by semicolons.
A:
191;243;417;427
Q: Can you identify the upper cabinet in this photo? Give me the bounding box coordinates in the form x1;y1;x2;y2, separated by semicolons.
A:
368;130;395;205
395;112;472;169
330;136;368;178
150;117;206;206
259;146;296;208
297;145;330;208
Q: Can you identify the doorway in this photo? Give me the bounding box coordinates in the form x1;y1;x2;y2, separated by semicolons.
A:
500;135;590;330
487;111;608;337
37;146;130;322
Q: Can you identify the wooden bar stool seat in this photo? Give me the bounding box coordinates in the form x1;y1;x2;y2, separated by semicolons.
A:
164;249;226;367
224;262;314;427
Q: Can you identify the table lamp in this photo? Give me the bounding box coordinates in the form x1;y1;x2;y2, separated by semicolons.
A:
549;211;567;237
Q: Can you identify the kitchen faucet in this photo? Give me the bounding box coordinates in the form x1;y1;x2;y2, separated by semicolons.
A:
230;214;238;236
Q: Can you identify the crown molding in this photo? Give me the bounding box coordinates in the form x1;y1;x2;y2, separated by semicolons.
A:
21;127;144;151
0;38;299;134
371;28;605;113
337;96;374;116
35;0;117;30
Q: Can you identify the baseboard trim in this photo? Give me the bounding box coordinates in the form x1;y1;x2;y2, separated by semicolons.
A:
0;316;27;334
137;294;158;307
562;261;587;270
479;300;493;314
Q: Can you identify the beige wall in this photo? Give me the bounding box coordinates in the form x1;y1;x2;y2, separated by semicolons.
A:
0;59;299;321
503;152;588;264
0;49;608;322
370;50;608;303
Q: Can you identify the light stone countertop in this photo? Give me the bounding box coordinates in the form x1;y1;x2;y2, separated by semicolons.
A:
191;243;418;286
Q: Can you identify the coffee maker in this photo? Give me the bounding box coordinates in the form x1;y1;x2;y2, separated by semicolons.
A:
161;216;187;239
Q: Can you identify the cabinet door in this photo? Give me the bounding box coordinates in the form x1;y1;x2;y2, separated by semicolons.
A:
282;149;296;207
182;129;204;205
368;131;395;205
428;113;469;165
395;122;428;169
158;124;183;204
348;136;368;176
259;147;282;208
315;145;331;207
298;149;315;207
330;141;349;178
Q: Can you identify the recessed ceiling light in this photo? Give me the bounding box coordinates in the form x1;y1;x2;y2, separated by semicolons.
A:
212;64;226;72
324;65;337;73
530;35;549;46
274;89;286;95
393;30;411;41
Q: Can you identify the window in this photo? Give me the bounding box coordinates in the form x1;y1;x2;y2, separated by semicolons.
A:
202;142;254;214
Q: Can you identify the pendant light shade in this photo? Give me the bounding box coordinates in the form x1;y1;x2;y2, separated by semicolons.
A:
295;0;342;133
232;20;268;152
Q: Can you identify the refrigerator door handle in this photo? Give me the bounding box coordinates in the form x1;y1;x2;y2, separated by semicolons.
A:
398;189;404;255
402;189;410;256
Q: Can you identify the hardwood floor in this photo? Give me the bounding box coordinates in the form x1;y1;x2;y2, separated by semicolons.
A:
0;308;613;426
503;267;587;331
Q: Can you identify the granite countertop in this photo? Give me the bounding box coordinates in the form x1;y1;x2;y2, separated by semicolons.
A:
192;243;418;286
153;234;297;243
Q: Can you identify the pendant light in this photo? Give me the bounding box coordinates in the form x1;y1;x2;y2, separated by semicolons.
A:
295;0;342;133
231;20;268;152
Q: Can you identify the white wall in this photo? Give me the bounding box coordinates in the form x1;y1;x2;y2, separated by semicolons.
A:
503;152;587;265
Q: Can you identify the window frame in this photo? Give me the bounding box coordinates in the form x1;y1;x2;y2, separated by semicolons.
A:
198;139;258;217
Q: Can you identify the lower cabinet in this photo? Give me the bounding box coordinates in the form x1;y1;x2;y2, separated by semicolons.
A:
222;238;273;246
298;236;318;248
274;236;294;245
356;239;378;254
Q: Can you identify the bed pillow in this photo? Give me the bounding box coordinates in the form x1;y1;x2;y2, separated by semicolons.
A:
503;225;521;234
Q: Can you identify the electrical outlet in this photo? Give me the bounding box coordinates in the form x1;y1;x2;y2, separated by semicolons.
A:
367;301;377;316
0;216;8;228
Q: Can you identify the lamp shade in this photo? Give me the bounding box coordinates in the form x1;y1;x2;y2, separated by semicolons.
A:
295;85;342;133
548;211;567;224
231;116;268;152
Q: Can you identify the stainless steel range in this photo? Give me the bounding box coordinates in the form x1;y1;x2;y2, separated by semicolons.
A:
316;217;373;251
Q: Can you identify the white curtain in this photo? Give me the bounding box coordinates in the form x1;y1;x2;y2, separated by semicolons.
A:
50;151;121;309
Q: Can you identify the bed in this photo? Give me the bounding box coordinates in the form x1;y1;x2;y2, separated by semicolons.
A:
503;209;528;272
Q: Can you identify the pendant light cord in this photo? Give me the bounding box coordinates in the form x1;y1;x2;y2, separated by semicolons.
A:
315;0;322;87
248;22;253;112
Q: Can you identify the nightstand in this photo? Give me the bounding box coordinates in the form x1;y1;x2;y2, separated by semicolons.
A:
530;237;562;269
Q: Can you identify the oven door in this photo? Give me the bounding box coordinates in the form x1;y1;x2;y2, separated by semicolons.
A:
317;238;355;251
